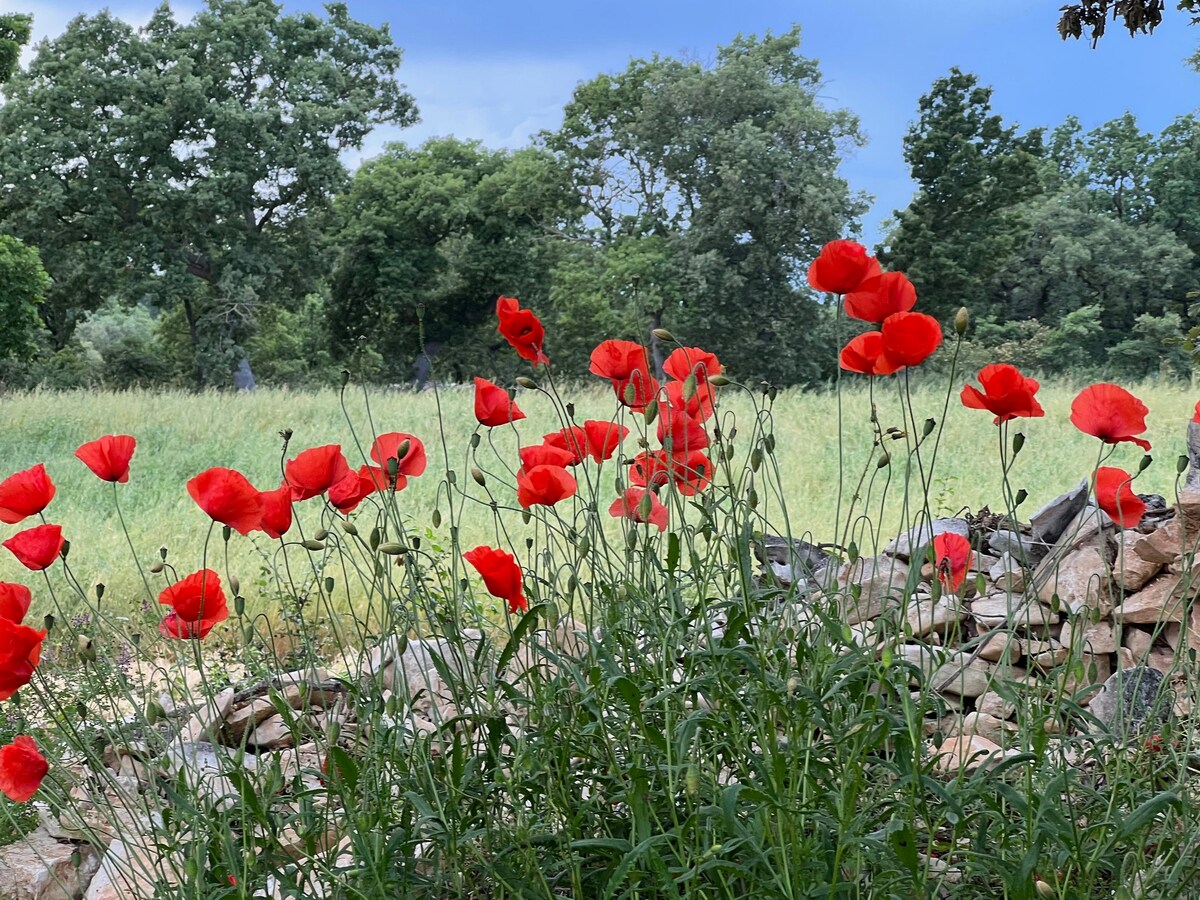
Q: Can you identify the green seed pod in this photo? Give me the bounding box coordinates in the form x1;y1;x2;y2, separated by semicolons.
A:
378;542;407;555
1138;454;1153;474
234;595;245;616
94;583;105;602
324;576;335;593
1012;433;1025;456
1178;454;1190;475
1014;488;1028;507
922;418;936;437
369;527;381;551
522;509;532;524
301;539;325;551
338;519;358;535
222;526;232;543
469;432;481;449
431;509;442;528
685;763;700;797
43;614;54;633
159;546;168;561
516;376;538;390
471;467;486;487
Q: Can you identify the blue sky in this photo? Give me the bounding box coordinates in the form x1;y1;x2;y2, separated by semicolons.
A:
10;0;1200;244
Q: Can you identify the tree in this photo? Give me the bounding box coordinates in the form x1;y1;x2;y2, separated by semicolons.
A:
1150;114;1200;259
1058;1;1200;44
0;13;30;83
0;0;415;386
546;27;867;385
329;138;577;382
879;69;1045;324
0;235;48;363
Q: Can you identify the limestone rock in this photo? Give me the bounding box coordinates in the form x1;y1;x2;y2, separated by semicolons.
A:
886;518;969;560
903;597;963;639
959;711;1017;744
976;630;1018;663
1088;666;1172;736
837;555;911;625
1113;530;1162;592
969;594;1059;629
977;691;1016;720
179;687;236;744
1058;619;1117;654
932;733;1015;775
1030;480;1088;545
930;654;994;698
1113;575;1188;625
1123;627;1154;661
0;827;99;900
1132;518;1183;565
1035;545;1112;616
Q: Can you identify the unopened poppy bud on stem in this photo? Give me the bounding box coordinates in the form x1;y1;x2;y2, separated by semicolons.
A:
651;328;674;342
301;539;325;551
229;574;240;596
955;307;969;336
94;583;105;602
1138;454;1153;474
471;467;486;487
1178;455;1190;475
149;560;164;574
379;542;407;555
708;373;731;387
516;376;538;390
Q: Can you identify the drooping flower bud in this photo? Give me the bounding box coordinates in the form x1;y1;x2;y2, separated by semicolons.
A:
955;307;969;336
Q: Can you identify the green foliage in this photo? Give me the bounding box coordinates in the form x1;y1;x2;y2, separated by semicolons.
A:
0;235;48;363
547;26;867;385
0;0;416;386
0;13;30;84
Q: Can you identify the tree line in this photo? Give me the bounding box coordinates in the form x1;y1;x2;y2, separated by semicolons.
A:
0;1;1197;390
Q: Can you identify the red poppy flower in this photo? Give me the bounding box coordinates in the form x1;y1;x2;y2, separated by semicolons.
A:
256;482;294;539
542;428;589;466
1070;383;1151;452
369;433;428;490
667;450;713;496
0;736;48;802
839;332;903;376
590;340;658;410
0;465;55;525
582;420;629;462
1193;401;1200;425
75;435;136;484
630;450;671;489
960;364;1045;424
474;378;525;428
663;347;723;384
187;468;264;535
464;545;528;614
608;488;669;532
0;584;32;624
3;525;64;571
519;444;576;470
1094;467;1146;529
286;445;354;501
932;533;972;592
665;379;715;421
158;569;228;640
844;272;918;324
516;465;577;508
880;311;943;368
807;239;881;294
615;370;661;411
328;466;380;514
496;296;549;367
0;617;44;700
656;404;709;455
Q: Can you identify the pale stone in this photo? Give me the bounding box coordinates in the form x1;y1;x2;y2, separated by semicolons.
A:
976;630;1018;663
1148;647;1175;675
970;595;1059;628
0;827;99;900
84;835;176;900
247;713;295;750
989;553;1026;593
1132;518;1183;565
837;555;911;625
977;691;1016;720
886;518;969;559
1123;627;1154;661
959;711;1017;744
903;597;963;639
1114;530;1162;592
223;697;277;743
930;654;994;698
1059;619;1117;654
1113;575;1188;625
1018;639;1068;669
179;687;236;744
1035;546;1113;616
932;733;1015;775
895;644;940;682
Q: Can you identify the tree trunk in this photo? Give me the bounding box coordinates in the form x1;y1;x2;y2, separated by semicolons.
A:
181;293;206;388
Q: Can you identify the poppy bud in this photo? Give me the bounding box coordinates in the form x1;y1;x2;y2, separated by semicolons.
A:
386;457;400;479
234;595;245;616
1035;881;1054;898
338;519;358;535
682;374;698;402
431;509;441;528
637;491;654;521
145;700;165;723
764;434;775;453
324;576;335;593
922;418;935;437
750;448;763;472
565;402;575;417
229;574;240;596
1014;488;1028;506
652;328;674;342
955;307;969;336
708;374;731;387
1012;433;1025;456
877;452;891;469
471;467;486;487
314;529;329;542
302;539;325;551
379;542;406;555
1138;454;1153;474
623;380;638;406
94;582;105;602
522;509;532;524
447;470;457;485
1178;455;1190;475
516;376;538;390
644;402;658;425
576;536;590;554
60;539;70;559
747;488;758;509
340;369;350;387
149;560;164;574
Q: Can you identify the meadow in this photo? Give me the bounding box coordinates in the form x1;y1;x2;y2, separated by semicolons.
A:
0;375;1193;621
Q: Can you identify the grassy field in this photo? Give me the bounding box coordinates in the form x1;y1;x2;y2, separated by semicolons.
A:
0;375;1194;618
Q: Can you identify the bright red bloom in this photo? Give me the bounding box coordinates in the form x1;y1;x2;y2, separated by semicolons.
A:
543;428;589;466
286;445;354;501
844;272;917;324
880;311;943;368
516;465;577;508
1193;401;1200;425
158;569;228;640
519;444;576;470
839;332;903;376
474;378;525;428
369;433;428;490
0;584;31;624
590;340;658;410
630;450;670;489
657;405;708;455
960;364;1045;424
187;468;264;535
665;379;715;421
328;466;381;514
1094;467;1146;529
630;450;712;495
464;545;528;614
807;239;881;294
608;488;669;532
3;525;64;571
0;465;55;525
663;347;723;384
0;736;47;802
932;533;973;592
75;435;136;484
496;296;549;367
0;617;44;700
1070;383;1152;452
256;482;294;539
582;420;628;462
